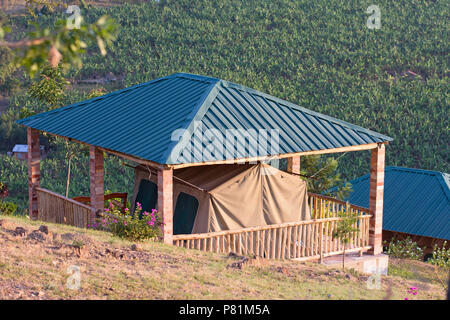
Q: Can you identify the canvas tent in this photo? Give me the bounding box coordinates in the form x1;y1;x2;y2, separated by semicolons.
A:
132;162;311;234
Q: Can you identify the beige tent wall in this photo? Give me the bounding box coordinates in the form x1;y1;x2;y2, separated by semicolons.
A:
261;164;310;223
133;163;311;235
208;165;263;231
208;163;310;232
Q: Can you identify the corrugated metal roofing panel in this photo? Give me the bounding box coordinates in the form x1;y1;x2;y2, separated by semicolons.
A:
18;74;218;164
333;167;450;240
18;73;392;165
171;76;392;163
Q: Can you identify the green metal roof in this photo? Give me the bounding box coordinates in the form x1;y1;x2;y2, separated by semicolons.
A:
332;167;450;240
17;73;392;165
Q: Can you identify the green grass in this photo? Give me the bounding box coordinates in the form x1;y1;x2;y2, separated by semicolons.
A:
0;215;447;300
389;263;417;279
388;257;449;288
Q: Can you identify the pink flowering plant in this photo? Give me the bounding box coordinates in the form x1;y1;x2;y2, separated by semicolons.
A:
88;202;163;241
404;286;418;300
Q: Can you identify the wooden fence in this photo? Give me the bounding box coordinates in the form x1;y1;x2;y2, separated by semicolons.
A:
35;188;372;260
36;187;91;228
173;193;372;260
173;216;371;260
308;192;370;219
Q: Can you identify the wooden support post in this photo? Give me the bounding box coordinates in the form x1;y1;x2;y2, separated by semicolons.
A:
319;222;324;263
287;155;300;174
27;128;40;220
89;146;104;224
158;168;173;245
368;144;385;255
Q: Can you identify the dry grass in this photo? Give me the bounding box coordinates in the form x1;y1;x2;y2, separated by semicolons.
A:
0;214;447;300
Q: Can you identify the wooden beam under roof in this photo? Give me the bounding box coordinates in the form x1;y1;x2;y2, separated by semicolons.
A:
167;142;388;170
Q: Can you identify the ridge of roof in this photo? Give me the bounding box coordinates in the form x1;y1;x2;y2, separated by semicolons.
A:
16;73;219;125
218;79;393;142
337;166;450;203
17;75;167;124
161;79;221;164
154;73;393;143
387;167;450;202
163;73;393;163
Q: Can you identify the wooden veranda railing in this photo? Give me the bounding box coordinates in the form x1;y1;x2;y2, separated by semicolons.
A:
36;187;91;228
173;193;372;261
307;192;370;219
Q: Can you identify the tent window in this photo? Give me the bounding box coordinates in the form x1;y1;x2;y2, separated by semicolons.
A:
173;192;199;235
134;179;157;215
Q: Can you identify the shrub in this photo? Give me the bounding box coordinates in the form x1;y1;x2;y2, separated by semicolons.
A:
0;201;17;216
332;203;359;269
89;202;163;241
384;237;424;260
427;241;449;269
0;181;17;216
72;240;84;249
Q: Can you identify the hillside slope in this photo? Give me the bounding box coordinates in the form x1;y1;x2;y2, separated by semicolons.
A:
0;215;447;300
6;0;449;179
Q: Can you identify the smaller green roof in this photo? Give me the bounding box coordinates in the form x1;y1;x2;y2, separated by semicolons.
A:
332;167;450;240
17;73;392;165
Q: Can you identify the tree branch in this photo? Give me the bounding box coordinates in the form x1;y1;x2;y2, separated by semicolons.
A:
0;37;49;48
